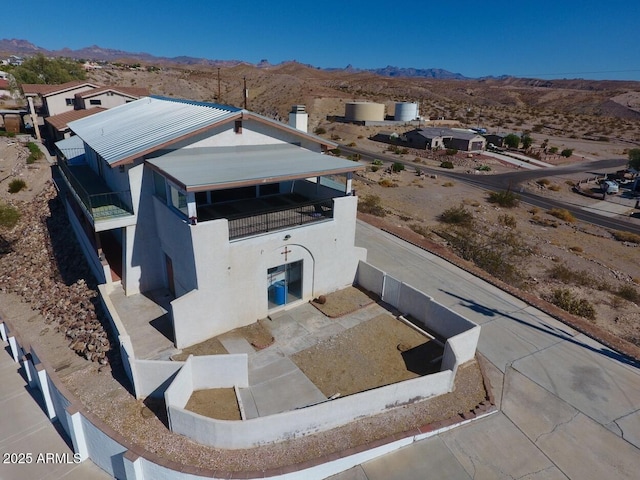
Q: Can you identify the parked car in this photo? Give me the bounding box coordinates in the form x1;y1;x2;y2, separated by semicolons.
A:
600;179;619;194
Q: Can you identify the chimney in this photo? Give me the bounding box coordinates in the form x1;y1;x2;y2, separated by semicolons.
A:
289;105;308;133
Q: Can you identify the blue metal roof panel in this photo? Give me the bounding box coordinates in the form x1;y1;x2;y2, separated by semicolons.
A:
67;96;241;166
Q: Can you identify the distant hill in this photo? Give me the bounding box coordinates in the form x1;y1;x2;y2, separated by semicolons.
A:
0;38;469;80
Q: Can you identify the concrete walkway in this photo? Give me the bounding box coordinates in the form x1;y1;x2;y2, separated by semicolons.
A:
0;342;111;480
329;221;640;479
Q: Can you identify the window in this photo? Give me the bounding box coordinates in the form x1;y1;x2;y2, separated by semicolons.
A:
152;171;167;202
234;120;242;134
65;98;74;106
169;184;188;216
89;99;102;106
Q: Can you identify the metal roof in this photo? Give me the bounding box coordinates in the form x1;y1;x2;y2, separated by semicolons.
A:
55;135;86;164
67;96;241;166
146;144;364;192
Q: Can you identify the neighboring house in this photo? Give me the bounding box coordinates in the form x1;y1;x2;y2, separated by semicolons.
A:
45;107;106;141
22;81;102;117
405;127;486;151
22;81;149;141
484;133;505;148
74;86;149;110
55;96;366;348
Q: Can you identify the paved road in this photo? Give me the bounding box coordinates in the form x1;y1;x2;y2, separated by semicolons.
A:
331;221;640;479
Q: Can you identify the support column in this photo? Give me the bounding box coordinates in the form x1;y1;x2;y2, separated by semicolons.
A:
27;96;42;142
65;407;89;461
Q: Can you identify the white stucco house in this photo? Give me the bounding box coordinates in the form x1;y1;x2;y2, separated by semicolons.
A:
54;96;366;348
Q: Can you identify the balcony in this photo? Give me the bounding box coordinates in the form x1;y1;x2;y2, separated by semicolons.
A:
196;194;334;240
56;160;133;223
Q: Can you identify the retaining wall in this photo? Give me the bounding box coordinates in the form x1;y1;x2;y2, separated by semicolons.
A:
1;319;486;479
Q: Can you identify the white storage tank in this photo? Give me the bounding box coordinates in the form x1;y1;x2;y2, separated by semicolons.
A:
345;102;385;122
394;102;419;121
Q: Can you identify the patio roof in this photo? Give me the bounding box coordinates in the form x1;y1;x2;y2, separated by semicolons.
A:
145;143;364;192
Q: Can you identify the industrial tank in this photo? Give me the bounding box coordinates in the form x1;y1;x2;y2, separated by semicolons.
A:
345;102;385;122
394;102;419;121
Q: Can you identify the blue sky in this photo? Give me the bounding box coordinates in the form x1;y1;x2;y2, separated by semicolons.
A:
5;0;640;80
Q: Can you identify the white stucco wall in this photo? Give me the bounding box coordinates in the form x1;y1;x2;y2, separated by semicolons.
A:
167;371;453;449
45;86;95;116
78;92;136;110
166;195;365;348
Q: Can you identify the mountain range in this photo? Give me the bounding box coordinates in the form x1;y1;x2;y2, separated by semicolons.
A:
0;38;470;80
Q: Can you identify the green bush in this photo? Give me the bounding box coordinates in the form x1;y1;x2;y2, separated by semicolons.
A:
372;159;383;166
488;190;520;208
391;162;404;173
358;194;386;217
439;161;454;169
8;179;26;193
476;165;491;171
314;127;326;135
438;204;474;226
549;289;596;320
0;203;20;228
560;148;573;158
445;148;458;156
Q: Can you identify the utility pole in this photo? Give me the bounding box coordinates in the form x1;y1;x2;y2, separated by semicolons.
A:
217;68;221;103
243;76;248;110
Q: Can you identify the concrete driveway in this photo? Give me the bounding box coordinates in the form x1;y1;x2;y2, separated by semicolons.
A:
332;221;640;479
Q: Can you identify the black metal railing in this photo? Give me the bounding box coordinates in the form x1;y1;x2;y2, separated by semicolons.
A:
57;161;133;221
227;199;334;240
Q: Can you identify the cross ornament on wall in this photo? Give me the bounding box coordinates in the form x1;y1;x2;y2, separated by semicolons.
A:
281;246;292;262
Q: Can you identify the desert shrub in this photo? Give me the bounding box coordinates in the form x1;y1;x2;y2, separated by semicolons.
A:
547;208;575;222
438;204;474;226
26;142;43;164
329;148;341;156
560;148;573;158
439;161;454;169
498;214;517;228
443;228;531;285
547;264;596;287
549;289;596;320
529;207;540;215
610;230;640;244
358;194;385;217
0;131;16;137
370;166;379;172
537;178;551;186
549;146;559;154
616;285;640;303
442;181;455;187
548;184;561;191
409;223;430;237
378;179;397;188
372;159;383;166
569;246;583;253
391;162;405;173
476;165;491;171
488;190;519;208
565;180;575;187
0;203;20;229
530;215;558;227
445;148;458;156
314;127;326;135
8;179;26;193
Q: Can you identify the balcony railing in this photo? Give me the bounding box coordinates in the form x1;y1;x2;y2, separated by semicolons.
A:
226;199;334;240
56;160;133;222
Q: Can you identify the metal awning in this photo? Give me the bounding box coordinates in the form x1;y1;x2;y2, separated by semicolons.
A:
145;144;363;192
